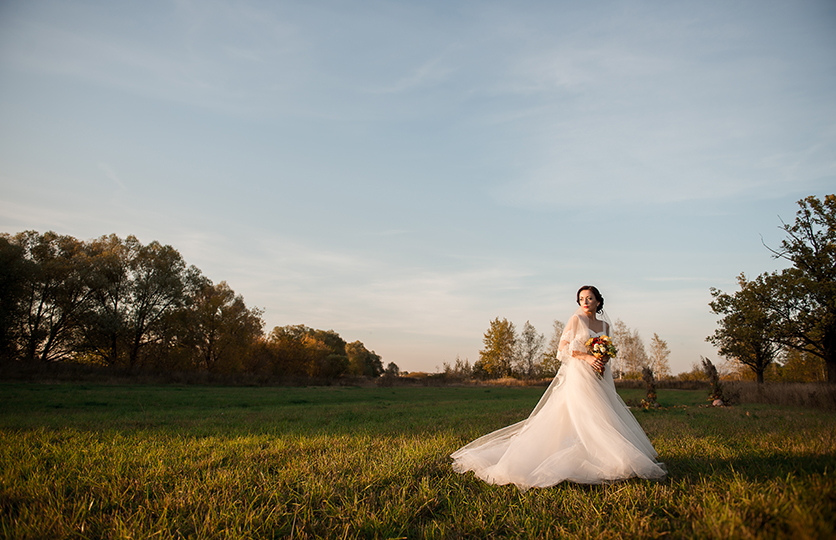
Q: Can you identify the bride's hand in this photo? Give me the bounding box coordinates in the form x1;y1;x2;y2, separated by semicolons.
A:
573;351;607;372
589;355;607;372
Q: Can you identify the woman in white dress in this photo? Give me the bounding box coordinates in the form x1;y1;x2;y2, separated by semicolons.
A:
451;286;666;489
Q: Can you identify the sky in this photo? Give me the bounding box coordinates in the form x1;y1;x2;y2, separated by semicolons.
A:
1;0;834;374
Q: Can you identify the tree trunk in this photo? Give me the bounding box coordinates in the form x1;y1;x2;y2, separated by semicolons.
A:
107;334;118;365
756;369;764;384
129;334;142;368
825;324;836;384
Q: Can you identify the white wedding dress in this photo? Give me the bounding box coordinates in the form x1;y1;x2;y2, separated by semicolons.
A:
451;310;666;489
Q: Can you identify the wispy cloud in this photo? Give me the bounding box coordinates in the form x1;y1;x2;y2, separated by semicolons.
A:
0;3;308;117
98;163;126;190
1;0;833;373
364;52;456;94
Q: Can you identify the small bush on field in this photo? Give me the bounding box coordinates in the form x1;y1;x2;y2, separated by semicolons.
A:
640;367;659;408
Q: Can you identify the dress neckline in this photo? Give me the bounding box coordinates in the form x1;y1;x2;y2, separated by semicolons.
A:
587;320;606;336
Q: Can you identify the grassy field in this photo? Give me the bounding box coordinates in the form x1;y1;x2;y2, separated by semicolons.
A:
1;383;834;539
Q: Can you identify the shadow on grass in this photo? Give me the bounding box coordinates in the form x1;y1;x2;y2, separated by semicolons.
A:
662;452;834;483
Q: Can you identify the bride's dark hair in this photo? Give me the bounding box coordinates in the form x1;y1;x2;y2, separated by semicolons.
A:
576;285;604;313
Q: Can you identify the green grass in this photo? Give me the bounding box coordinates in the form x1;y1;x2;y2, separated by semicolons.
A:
1;383;834;539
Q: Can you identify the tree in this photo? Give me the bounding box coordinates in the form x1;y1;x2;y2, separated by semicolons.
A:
676;362;708;381
648;333;671;379
516;320;545;378
0;236;29;359
78;235;190;368
268;325;349;379
609;319;629;377
477;317;517;378
779;349;826;382
79;234;131;365
624;330;649;376
454;356;473;378
707;273;783;384
9;231;94;362
612;319;648;377
762;195;836;383
346;340;383;377
267;325;313;376
124;237;189;368
384;362;400;377
540;320;564;378
184;279;264;373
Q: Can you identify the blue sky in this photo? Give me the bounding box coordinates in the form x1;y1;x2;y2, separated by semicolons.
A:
1;0;834;373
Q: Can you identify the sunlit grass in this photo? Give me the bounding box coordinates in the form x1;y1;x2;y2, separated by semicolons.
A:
1;383;834;538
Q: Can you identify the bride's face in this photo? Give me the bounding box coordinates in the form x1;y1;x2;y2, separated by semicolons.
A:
578;290;599;315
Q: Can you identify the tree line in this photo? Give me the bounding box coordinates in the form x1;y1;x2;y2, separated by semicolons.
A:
0;231;392;379
452;317;671;381
466;195;835;386
707;195;835;384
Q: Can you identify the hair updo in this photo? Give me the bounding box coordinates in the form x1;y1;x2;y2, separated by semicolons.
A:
576;285;604;313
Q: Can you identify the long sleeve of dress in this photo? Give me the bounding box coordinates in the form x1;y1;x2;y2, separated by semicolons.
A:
558;315;587;358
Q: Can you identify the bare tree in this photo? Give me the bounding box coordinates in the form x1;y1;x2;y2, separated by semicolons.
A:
648;333;671;379
610;319;629;377
610;319;648;377
540;320;564;377
516;320;545;379
622;328;649;376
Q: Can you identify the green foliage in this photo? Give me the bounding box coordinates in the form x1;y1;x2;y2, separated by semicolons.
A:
774;350;826;382
476;317;517;378
346;340;384;377
0;383;834;538
0;230;377;381
178;280;265;373
267;325;350;379
3;231;93;363
775;192;836;371
0;236;28;359
384;362;400;377
712;195;836;383
676;362;709;382
708;273;783;384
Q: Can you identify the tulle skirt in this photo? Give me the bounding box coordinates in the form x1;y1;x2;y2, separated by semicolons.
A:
450;357;666;489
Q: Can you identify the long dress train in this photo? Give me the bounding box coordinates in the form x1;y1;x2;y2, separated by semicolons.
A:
451;311;666;489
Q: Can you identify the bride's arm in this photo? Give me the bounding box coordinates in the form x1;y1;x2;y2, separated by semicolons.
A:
560;316;603;368
572;349;604;368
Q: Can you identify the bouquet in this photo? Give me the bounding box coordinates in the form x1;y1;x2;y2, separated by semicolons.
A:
585;335;617;378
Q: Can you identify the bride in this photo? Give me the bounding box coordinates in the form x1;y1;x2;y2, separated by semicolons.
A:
451;286;666;489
